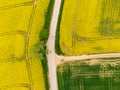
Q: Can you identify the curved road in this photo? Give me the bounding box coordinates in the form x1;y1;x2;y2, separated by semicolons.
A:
46;0;62;90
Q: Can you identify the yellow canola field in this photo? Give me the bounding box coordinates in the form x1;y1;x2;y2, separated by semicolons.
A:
0;0;50;90
60;0;120;55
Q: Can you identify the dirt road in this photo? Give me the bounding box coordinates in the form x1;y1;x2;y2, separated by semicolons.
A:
46;0;62;90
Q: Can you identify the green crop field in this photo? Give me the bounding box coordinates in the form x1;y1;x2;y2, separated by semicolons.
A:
57;58;120;90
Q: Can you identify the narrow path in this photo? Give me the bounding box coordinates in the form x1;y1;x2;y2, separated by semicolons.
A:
56;53;120;65
46;0;62;90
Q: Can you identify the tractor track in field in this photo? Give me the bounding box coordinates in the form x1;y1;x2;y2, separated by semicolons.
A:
0;0;34;10
0;0;37;89
0;83;32;89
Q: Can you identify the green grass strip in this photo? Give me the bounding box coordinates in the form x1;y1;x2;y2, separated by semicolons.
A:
55;0;65;55
39;0;55;90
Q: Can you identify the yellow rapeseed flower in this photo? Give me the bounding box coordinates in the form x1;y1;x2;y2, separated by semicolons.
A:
0;0;50;90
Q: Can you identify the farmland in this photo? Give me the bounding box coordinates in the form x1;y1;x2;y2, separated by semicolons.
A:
57;58;120;90
0;0;51;90
58;0;120;55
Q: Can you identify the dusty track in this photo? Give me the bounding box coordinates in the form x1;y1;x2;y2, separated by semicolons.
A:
55;53;120;65
46;0;62;90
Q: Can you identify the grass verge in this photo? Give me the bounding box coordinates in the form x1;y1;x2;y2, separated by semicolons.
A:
55;0;65;55
39;0;55;90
